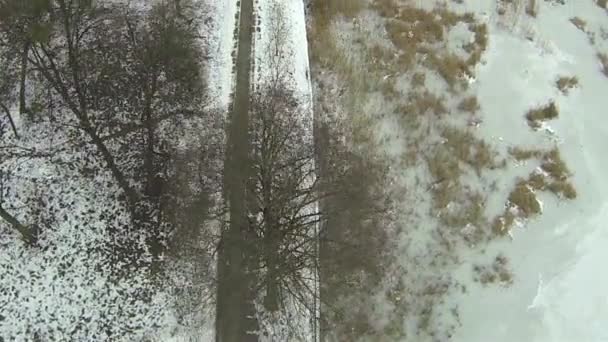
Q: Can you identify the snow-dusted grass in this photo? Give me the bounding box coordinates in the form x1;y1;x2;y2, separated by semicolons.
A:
0;113;175;340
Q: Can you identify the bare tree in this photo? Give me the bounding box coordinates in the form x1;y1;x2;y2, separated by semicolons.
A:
247;81;319;312
0;0;209;263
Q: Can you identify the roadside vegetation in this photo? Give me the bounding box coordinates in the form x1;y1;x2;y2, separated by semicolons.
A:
309;0;503;339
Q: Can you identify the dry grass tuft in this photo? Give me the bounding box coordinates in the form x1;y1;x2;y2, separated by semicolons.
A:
492;210;516;235
312;0;365;23
508;180;541;217
540;148;570;181
427;150;462;210
382;6;483;90
570;17;587;32
458;96;481;113
411;72;426;88
385;12;445;49
508;146;543;161
527;172;548;190
372;0;398;18
441;127;499;174
398;90;447;118
540;149;577;199
493;146;576;236
366;44;394;72
598;53;608;77
411;91;447;116
309;0;365;66
473;254;514;286
526;0;537;17
463;23;488;69
547;181;577;199
428;53;470;90
556;76;579;94
379;76;400;100
525;101;559;129
441;191;487;232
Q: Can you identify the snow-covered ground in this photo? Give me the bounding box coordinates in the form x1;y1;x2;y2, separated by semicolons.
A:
205;0;239;110
254;0;313;99
447;1;608;341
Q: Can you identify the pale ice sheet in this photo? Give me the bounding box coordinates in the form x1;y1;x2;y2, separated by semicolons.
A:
449;1;608;341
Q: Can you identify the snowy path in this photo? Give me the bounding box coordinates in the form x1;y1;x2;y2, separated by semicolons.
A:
213;0;317;339
215;0;259;340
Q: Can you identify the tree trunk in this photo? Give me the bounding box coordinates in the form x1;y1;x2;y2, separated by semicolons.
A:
263;212;279;311
0;103;19;138
19;41;29;116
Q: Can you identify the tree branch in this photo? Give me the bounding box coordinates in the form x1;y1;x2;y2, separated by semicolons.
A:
0;205;36;245
0;103;19;138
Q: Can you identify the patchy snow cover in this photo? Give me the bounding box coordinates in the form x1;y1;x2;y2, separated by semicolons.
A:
0;114;175;341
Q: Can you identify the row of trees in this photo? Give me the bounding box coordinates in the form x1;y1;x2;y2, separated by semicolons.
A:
222;2;394;338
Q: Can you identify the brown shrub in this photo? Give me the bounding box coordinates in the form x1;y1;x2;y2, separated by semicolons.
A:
458;96;481;113
427;149;462;210
526;0;538;17
547;181;577;199
526;173;548;191
372;0;398;18
410;90;447;116
492;211;516;235
508;146;543;161
540;148;570;181
556;76;579;94
526;101;559;129
385;11;445;50
598;53;608;77
508;180;541;217
570;17;587;32
429;53;470;90
311;0;365;19
442;191;487;230
441;127;498;173
464;24;488;67
412;72;426;88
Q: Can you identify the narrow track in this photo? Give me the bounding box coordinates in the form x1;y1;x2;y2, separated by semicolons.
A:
215;0;258;339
